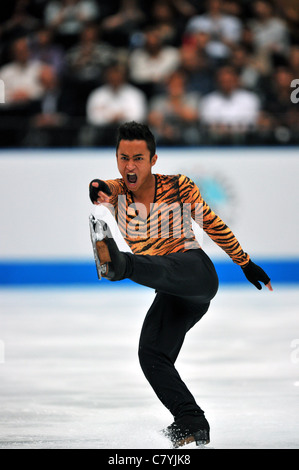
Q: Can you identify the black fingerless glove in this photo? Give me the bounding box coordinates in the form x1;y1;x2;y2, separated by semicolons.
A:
241;260;270;290
89;179;112;203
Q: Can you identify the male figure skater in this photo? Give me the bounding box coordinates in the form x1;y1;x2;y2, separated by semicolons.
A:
89;121;272;448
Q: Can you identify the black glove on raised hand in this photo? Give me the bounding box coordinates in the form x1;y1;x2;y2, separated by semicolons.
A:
241;260;271;290
89;179;112;203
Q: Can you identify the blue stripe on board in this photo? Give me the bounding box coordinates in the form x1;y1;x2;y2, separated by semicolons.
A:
0;259;298;286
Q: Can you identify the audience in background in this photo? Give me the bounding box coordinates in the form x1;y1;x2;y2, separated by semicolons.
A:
44;0;100;49
179;45;216;95
129;24;181;99
63;22;124;115
0;36;44;145
199;65;261;143
259;66;299;144
148;69;200;145
0;36;44;105
0;0;298;147
248;0;290;58
65;23;122;83
24;64;75;147
0;0;40;54
83;62;147;145
289;44;299;78
149;0;187;47
184;0;243;62
228;44;263;91
29;27;65;76
100;0;146;48
281;0;299;45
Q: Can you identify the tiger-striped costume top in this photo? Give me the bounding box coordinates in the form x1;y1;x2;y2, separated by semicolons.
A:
104;173;250;266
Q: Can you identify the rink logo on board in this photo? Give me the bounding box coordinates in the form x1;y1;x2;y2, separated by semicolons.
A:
183;166;238;250
0;340;4;363
290;79;299;104
0;80;4;103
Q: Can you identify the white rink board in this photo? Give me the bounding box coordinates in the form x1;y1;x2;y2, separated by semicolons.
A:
0;147;298;261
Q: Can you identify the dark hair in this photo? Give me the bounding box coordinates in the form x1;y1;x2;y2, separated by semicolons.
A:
116;121;156;159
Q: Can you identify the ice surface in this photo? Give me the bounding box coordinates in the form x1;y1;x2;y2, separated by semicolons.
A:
0;285;298;449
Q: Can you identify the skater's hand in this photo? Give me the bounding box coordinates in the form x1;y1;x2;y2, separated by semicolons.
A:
242;260;273;291
89;179;112;204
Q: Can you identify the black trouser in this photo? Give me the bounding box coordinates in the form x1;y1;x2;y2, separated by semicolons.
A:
124;248;219;420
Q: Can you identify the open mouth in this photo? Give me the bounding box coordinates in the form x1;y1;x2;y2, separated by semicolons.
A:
127;173;137;185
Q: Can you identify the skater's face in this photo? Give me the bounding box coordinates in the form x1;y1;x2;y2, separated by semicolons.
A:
116;139;157;193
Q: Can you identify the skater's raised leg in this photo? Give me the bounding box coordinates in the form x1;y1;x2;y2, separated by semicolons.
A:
90;217;218;301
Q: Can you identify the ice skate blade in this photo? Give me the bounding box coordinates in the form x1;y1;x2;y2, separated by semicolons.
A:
173;430;210;449
89;214;111;280
89;214;107;242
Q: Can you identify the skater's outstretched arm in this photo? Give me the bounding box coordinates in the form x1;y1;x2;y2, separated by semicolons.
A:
178;175;273;292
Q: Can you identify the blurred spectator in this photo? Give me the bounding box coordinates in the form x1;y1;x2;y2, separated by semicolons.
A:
0;0;297;148
259;66;299;144
24;65;75;146
129;24;181;99
248;0;290;58
0;0;40;48
0;36;45;146
184;0;243;62
63;23;125;114
149;0;185;47
170;0;199;18
199;65;261;144
184;27;220;69
228;43;263;91
101;0;146;48
148;69;200;145
0;36;44;105
238;22;274;80
279;0;299;45
221;0;243;18
82;62;147;145
179;45;215;95
65;23;123;83
44;0;100;49
289;45;299;77
29;27;65;76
